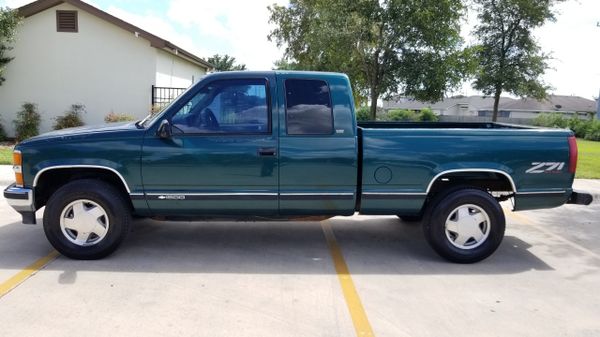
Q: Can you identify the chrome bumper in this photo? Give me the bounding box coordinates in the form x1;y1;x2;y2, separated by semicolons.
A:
3;184;36;224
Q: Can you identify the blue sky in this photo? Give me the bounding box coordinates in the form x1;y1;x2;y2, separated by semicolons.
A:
2;0;599;100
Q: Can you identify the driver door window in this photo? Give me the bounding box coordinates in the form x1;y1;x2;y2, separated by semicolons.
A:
171;79;269;134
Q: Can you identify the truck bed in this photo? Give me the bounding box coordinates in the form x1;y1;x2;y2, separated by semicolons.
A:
357;121;532;129
357;122;574;214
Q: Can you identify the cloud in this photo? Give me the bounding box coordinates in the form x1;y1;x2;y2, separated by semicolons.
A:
166;0;288;70
104;5;212;58
0;0;32;7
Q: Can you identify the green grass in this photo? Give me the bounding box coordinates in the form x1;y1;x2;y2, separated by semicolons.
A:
576;139;600;179
0;147;12;165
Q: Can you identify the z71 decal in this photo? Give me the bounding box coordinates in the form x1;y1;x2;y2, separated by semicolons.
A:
526;162;565;174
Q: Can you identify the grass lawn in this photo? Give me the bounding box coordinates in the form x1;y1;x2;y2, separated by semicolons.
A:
0;146;13;165
576;139;600;179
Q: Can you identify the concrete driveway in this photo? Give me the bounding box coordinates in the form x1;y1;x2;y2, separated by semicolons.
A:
1;168;599;337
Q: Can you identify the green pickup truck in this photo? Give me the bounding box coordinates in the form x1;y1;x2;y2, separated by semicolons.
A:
4;71;593;263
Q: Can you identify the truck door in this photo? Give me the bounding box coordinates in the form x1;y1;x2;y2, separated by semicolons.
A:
278;75;357;215
141;75;278;215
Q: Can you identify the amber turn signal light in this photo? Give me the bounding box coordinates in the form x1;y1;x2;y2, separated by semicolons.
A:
13;150;23;187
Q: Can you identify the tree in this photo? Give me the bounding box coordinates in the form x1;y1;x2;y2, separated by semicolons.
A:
0;7;20;86
472;0;563;121
268;0;473;119
207;54;247;72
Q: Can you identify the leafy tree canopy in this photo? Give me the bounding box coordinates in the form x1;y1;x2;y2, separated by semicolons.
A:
0;7;21;86
207;54;247;72
472;0;564;121
268;0;474;118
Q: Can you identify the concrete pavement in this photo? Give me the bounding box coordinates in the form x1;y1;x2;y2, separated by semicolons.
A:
1;167;599;336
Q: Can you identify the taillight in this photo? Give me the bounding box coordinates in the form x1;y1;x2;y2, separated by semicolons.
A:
13;150;24;187
568;136;578;174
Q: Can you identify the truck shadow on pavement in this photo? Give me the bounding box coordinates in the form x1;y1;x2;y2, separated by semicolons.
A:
0;215;554;278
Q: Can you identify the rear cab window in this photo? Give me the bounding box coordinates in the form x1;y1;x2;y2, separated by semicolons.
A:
285;79;333;135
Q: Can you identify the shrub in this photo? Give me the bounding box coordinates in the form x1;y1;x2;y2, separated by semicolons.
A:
13;102;41;142
584;120;600;141
105;112;135;123
567;116;590;138
387;109;418;121
0;120;7;141
533;112;567;128
54;104;85;130
355;106;371;121
418;108;438;122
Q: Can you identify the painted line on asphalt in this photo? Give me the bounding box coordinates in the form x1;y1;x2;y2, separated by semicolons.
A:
503;207;600;261
321;221;375;337
0;250;60;299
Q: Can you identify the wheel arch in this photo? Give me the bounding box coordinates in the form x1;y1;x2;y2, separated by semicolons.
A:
33;165;132;209
426;169;516;197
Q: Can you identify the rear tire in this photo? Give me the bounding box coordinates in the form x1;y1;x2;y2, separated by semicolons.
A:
43;179;131;260
423;188;505;263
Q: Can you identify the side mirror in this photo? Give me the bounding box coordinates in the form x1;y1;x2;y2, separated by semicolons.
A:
157;120;172;139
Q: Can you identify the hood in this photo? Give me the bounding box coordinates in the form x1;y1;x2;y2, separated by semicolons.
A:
19;122;143;144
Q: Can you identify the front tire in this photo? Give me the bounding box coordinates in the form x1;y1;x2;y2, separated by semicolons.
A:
423;188;505;263
43;179;131;260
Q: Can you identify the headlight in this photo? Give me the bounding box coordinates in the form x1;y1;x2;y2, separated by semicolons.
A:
13;150;23;187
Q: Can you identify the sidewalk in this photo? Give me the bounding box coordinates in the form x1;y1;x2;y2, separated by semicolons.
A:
573;179;600;203
0;165;13;186
1;165;598;202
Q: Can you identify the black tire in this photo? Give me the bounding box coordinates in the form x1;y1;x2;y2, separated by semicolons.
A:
422;188;505;263
43;179;131;260
397;215;423;222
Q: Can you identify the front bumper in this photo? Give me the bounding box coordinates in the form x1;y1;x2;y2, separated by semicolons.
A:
3;184;36;224
567;190;593;206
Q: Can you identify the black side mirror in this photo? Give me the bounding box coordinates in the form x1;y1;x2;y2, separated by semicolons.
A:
157;120;172;139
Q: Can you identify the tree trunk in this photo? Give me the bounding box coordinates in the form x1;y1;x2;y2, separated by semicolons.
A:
369;90;378;120
492;86;502;122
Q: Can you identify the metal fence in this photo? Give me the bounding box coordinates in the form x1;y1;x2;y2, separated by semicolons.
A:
438;115;535;126
151;85;187;107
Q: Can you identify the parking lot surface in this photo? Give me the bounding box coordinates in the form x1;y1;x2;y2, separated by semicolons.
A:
1;172;599;337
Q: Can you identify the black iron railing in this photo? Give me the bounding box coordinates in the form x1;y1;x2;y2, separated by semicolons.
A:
151;85;187;107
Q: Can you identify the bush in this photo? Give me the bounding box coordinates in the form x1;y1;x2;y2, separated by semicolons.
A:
533;113;567;128
355;106;371;121
585;120;600;141
387;109;418;121
13;102;41;142
567;116;590;138
105;112;135;123
0;120;7;141
418;107;438;122
533;112;600;141
54;104;85;130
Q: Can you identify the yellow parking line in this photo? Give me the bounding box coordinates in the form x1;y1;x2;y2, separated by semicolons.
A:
0;250;60;299
321;222;375;337
503;207;600;261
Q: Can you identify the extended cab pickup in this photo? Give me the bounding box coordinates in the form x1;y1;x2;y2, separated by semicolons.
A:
4;71;593;262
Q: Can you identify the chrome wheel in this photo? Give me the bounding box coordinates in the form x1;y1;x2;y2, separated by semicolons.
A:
444;204;490;250
59;199;110;246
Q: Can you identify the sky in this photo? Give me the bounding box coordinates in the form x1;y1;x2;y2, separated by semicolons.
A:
1;0;599;100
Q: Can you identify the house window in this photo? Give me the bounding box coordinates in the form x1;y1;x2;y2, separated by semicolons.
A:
478;110;510;118
56;10;78;33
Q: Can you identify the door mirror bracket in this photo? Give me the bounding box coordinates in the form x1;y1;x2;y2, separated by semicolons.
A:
157;120;172;139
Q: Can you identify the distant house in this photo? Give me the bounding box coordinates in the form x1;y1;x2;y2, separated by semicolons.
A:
0;0;213;136
383;95;597;119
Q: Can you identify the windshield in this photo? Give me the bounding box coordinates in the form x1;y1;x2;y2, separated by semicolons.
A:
139;80;201;128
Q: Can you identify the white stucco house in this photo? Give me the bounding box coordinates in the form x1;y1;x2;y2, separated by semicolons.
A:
0;0;213;137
